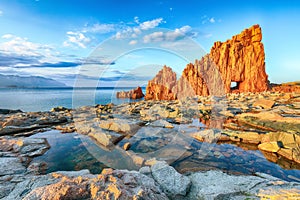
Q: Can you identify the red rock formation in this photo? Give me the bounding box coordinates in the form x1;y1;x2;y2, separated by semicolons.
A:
116;86;144;99
270;83;300;93
146;24;269;100
145;65;177;100
210;24;268;93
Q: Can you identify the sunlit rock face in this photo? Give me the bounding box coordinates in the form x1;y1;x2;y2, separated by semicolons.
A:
145;65;177;100
145;24;269;100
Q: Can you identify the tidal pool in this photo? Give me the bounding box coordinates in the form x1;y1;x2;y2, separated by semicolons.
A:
31;130;300;182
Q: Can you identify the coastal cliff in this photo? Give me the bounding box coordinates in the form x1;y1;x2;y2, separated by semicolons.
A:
145;24;269;100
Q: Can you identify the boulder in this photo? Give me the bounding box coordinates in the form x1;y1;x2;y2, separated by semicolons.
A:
151;161;191;197
89;129;124;147
253;99;275;109
186;170;300;200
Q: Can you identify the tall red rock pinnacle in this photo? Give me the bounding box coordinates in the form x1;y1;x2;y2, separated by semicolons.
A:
145;24;269;100
145;65;177;100
209;24;268;93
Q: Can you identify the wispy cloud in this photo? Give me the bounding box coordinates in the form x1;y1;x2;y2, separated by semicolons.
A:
0;10;3;16
139;18;163;30
82;23;115;34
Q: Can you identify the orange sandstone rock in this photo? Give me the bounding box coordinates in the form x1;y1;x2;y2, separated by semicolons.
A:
145;24;269;100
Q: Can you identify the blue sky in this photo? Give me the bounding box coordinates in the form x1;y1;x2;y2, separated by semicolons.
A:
0;0;299;86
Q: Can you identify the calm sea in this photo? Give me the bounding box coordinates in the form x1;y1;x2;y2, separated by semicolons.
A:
0;87;144;112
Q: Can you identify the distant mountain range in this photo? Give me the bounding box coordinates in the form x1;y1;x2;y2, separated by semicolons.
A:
0;74;67;88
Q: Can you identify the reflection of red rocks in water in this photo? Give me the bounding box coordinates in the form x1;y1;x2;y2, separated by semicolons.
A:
145;25;269;100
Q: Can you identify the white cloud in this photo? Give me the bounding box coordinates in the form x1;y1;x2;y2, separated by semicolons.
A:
115;31;123;40
209;18;215;23
129;40;137;45
0;10;3;16
143;25;195;43
2;34;14;39
140;18;163;30
143;32;164;43
165;25;191;41
63;31;91;48
0;35;56;59
114;17;164;40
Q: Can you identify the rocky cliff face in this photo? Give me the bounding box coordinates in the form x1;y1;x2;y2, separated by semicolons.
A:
145;66;177;100
145;24;269;100
210;24;268;93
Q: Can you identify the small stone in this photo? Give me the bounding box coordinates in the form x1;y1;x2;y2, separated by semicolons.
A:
139;166;151;176
144;158;159;166
123;142;131;151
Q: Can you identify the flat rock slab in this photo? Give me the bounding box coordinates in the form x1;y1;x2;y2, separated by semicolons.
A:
99;118;141;135
0;157;26;176
89;129;124;147
253;99;275;109
258;142;280;153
